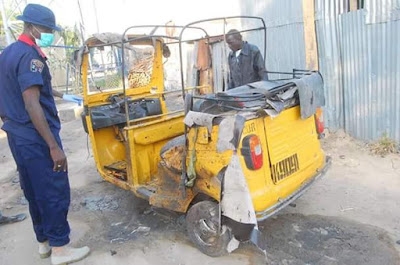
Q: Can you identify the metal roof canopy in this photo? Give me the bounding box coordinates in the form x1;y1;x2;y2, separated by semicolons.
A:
177;16;267;100
116;16;266;106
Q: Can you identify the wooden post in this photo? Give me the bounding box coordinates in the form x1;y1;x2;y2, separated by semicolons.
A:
302;0;319;70
349;0;358;11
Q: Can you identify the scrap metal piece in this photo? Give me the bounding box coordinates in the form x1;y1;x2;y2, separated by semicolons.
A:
217;116;236;153
221;154;257;225
216;114;246;153
184;111;216;134
230;115;246;149
249;228;267;254
226;236;240;253
263;108;279;118
278;86;298;101
292;72;325;119
266;99;285;113
220;154;267;254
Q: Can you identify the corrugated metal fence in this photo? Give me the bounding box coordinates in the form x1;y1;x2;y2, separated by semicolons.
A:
241;0;307;79
365;0;400;24
339;10;400;142
240;0;400;142
316;0;400;142
315;0;347;130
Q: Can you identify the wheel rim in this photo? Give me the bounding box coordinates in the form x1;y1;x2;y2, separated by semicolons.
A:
194;217;219;246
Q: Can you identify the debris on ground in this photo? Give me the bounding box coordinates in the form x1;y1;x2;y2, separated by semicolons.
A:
369;133;398;157
110;250;117;256
311;227;329;236
82;195;119;211
135;226;151;233
11;176;19;184
340;205;355;212
143;208;154;215
19;196;28;205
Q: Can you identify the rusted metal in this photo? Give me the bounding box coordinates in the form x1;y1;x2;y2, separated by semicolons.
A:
149;165;194;213
160;145;184;172
104;161;128;181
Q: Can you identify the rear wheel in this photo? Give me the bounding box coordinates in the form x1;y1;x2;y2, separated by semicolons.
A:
186;201;232;257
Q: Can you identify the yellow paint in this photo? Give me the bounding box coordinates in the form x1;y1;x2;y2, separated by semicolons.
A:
82;35;326;214
190;107;325;212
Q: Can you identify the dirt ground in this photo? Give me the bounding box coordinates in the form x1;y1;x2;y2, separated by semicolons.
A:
0;117;400;265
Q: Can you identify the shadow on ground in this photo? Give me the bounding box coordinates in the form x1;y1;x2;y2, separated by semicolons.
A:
69;181;400;265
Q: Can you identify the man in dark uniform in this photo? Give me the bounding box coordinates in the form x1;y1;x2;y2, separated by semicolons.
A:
0;4;89;265
225;29;268;89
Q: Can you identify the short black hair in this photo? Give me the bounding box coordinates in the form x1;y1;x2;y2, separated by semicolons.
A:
226;29;242;40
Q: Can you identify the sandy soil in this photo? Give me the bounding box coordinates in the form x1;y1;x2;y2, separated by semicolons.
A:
0;118;399;265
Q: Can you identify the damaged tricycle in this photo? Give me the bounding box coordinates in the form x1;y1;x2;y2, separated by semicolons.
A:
79;16;331;256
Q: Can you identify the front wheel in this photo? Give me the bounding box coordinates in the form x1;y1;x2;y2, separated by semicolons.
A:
186;201;232;257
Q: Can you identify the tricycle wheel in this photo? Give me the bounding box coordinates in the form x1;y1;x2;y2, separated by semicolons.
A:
186;201;232;257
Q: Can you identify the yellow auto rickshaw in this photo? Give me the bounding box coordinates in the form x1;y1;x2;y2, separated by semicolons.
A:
79;16;330;256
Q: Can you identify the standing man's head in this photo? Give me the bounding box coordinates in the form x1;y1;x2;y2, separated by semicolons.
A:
225;29;243;52
17;4;62;47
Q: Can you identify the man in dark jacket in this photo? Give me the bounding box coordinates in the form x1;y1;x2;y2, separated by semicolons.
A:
226;29;268;89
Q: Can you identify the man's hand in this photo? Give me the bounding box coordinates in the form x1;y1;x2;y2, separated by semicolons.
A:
62;94;83;105
50;145;68;172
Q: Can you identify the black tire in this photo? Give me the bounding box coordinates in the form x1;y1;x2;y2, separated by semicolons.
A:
186;201;232;257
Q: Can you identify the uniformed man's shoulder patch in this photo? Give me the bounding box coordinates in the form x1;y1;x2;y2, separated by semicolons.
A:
30;59;44;73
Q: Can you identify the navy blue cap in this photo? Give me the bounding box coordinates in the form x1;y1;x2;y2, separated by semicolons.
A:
17;4;62;31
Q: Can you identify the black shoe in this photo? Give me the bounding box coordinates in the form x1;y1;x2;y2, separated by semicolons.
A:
0;213;26;225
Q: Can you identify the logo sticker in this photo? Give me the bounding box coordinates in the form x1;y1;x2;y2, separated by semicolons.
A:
30;59;44;73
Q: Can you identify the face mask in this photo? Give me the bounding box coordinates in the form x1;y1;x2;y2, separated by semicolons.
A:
32;26;54;47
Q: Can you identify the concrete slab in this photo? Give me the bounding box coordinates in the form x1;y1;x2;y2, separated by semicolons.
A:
56;99;84;123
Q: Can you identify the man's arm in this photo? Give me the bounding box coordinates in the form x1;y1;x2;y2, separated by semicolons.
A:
254;50;269;81
23;86;67;172
54;89;83;105
52;88;63;98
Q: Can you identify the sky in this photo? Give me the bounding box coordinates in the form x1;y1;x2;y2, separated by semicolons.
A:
22;0;242;36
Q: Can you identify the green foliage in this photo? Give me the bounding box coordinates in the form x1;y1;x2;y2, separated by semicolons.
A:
369;132;398;157
61;25;80;47
59;24;81;62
